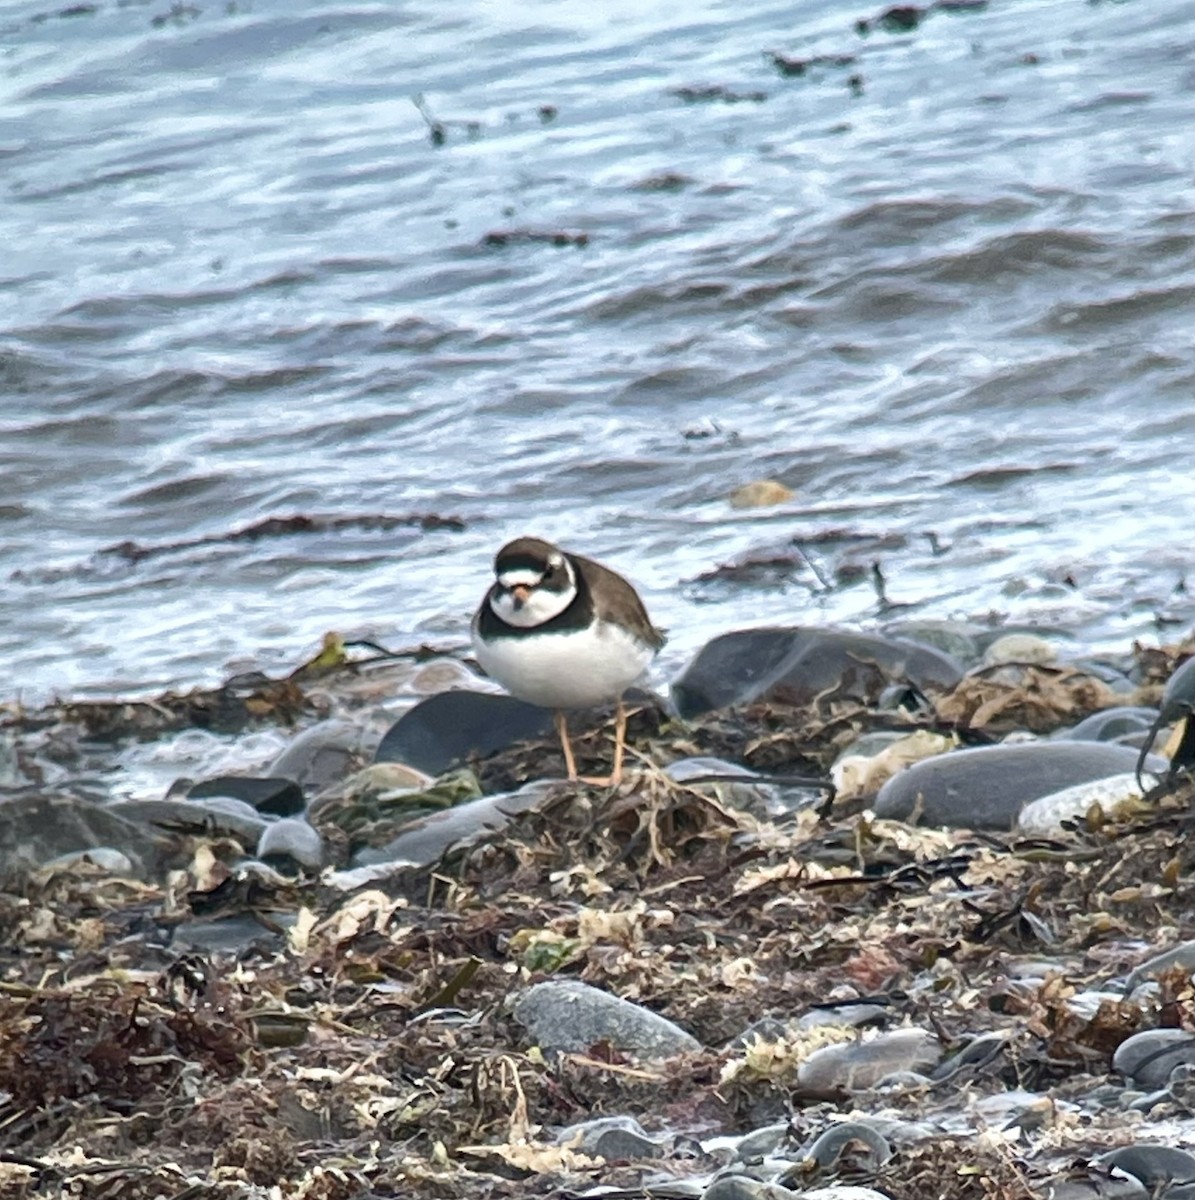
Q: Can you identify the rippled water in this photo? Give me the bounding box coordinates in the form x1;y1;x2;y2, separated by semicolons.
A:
2;0;1192;701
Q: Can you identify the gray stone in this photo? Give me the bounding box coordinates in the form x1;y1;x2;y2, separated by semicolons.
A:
874;742;1164;830
375;690;553;776
671;627;962;719
1112;1029;1195;1089
1055;707;1162;743
257;817;324;872
112;795;268;848
510;980;700;1060
0;793;170;879
188;774;306;817
352;781;551;868
733;1123;791;1159
556;1115;664;1159
1098;1145;1195;1189
796;1028;941;1093
269;720;371;792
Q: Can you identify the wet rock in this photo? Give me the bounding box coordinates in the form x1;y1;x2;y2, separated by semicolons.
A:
0;792;169;879
666;757;778;816
510;979;701;1060
257;817;324;872
671;627;963;719
1113;1029;1195;1089
556;1114;665;1159
1016;773;1155;836
1124;941;1195;992
1054;707;1161;743
1098;1145;1195;1190
796;1028;941;1093
188;774;306;817
111;795;269;848
874;741;1161;830
1161;655;1195;722
352;780;550;868
375;690;553;775
269;719;372;792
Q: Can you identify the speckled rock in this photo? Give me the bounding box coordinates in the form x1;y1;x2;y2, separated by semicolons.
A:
511;979;700;1060
671;627;962;719
1016;772;1155;836
875;741;1162;830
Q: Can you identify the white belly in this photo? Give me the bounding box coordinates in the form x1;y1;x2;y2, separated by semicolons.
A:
472;620;654;709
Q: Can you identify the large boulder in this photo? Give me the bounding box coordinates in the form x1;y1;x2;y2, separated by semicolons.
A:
671;627;962;719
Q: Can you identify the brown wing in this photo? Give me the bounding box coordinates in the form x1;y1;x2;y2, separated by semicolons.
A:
572;553;666;652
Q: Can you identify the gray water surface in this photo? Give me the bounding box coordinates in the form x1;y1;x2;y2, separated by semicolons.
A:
1;0;1192;700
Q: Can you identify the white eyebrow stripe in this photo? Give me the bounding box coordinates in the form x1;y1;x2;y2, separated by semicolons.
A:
498;569;543;588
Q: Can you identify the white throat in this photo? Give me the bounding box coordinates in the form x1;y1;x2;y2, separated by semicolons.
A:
491;561;576;628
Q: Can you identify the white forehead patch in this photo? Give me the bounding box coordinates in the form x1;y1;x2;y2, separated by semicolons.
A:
498;568;543;588
547;551;564;569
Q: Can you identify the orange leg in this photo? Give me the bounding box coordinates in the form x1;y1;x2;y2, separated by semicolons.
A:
575;698;627;788
554;710;580;781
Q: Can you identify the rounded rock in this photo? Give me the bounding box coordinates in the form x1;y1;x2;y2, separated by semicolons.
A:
796;1028;941;1093
875;741;1162;830
1112;1029;1195;1089
1016;773;1155;837
511;980;700;1061
257;817;324;872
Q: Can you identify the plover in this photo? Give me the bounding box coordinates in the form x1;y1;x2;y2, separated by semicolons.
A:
471;536;664;785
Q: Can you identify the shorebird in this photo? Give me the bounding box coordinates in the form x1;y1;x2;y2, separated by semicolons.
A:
471;536;664;785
